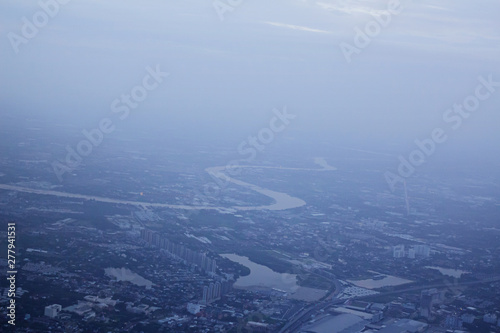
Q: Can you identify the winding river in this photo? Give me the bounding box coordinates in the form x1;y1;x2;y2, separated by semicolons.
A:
0;159;335;211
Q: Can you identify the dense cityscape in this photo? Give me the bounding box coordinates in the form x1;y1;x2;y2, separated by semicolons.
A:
0;121;499;332
2;0;500;332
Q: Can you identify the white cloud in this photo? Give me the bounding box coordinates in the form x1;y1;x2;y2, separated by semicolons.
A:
316;1;389;16
264;21;332;34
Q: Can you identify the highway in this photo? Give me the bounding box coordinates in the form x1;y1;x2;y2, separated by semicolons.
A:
279;275;500;333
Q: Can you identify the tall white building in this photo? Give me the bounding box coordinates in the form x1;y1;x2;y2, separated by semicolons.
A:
393;245;405;258
44;304;62;318
202;286;209;304
414;245;430;257
208;283;214;303
214;282;221;301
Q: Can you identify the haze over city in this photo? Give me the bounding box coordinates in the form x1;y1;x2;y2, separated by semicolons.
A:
0;0;499;332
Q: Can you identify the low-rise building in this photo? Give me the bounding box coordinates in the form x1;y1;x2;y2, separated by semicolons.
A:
44;304;62;318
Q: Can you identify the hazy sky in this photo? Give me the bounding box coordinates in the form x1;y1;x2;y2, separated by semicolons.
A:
1;0;499;147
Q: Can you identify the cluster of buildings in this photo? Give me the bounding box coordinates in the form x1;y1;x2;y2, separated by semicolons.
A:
419;288;442;319
2;159;500;332
202;282;222;304
140;228;217;275
393;244;431;259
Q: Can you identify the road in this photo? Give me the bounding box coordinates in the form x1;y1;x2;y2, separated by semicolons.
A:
279;275;500;333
